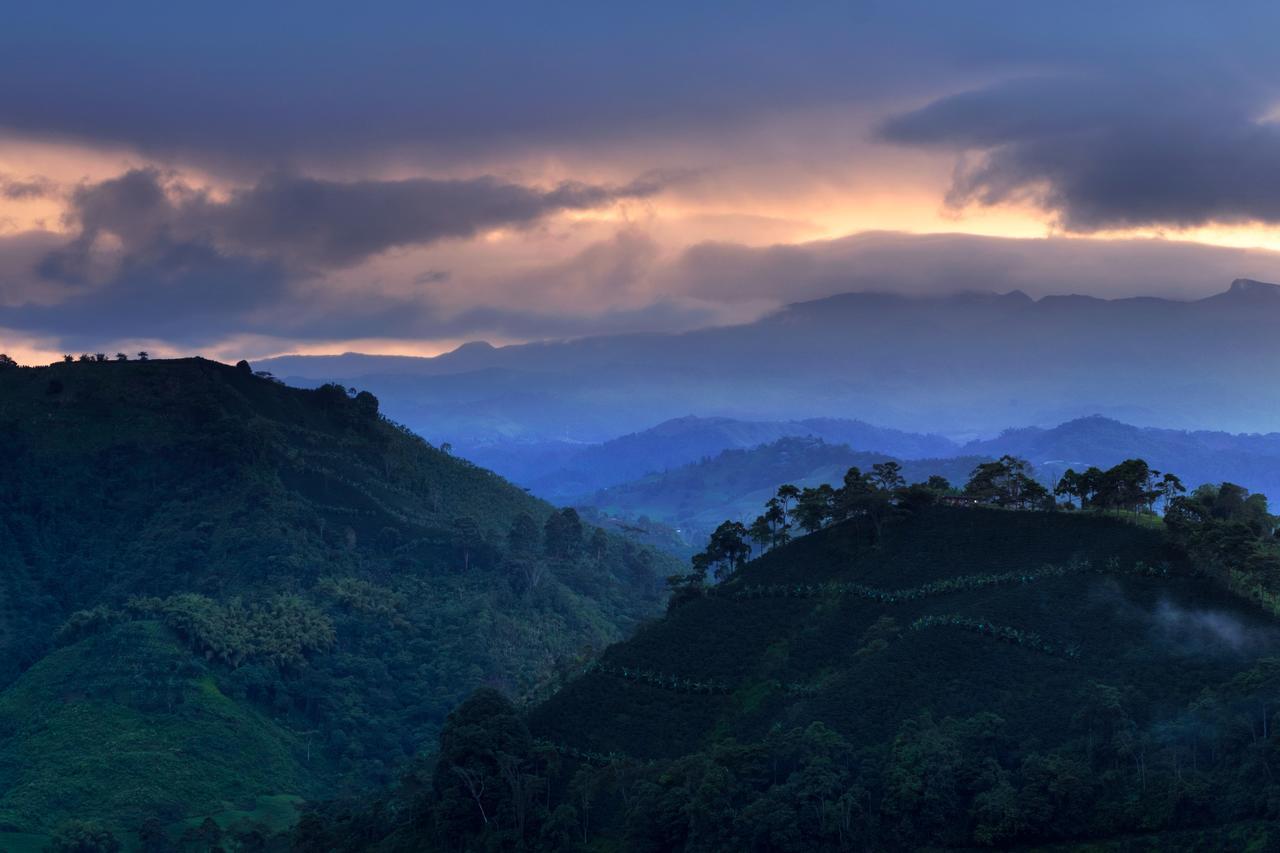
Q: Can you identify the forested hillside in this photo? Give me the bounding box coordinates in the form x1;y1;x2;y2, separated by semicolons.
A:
0;358;675;841
299;501;1280;851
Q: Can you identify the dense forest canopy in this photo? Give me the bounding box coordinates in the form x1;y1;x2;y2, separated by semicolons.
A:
0;357;676;843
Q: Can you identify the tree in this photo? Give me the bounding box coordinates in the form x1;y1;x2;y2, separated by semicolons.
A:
795;485;835;533
114;352;128;361
834;467;874;520
0;353;16;368
452;516;481;571
47;821;122;853
764;497;790;547
965;456;1048;509
63;354;74;362
432;689;536;847
136;350;149;360
544;508;584;559
590;527;609;562
748;515;773;556
704;520;750;579
1055;469;1086;508
508;512;541;557
1158;472;1186;510
776;484;801;527
925;475;952;493
1092;458;1155;514
871;461;906;492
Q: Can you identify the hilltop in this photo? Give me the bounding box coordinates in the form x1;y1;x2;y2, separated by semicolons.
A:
0;358;675;838
300;504;1280;851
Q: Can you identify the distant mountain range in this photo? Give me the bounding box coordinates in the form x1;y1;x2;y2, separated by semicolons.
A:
461;415;957;502
264;278;1280;442
581;436;984;544
568;415;1280;546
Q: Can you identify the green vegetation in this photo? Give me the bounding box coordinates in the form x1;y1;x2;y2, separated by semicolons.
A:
292;486;1280;850
0;358;676;836
8;356;1280;849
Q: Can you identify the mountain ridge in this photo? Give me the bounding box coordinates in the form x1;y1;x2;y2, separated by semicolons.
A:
261;278;1280;442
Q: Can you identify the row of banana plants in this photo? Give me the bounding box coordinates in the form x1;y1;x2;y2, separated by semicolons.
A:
585;662;733;694
909;614;1082;659
713;558;1167;604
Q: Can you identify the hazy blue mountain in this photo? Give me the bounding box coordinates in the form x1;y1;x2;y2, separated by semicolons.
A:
969;415;1280;499
569;416;1280;553
265;279;1280;446
579;436;986;545
461;415;958;501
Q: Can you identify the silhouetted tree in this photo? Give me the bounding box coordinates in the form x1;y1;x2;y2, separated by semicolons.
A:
872;461;906;491
795;484;835;532
748;515;773;556
776;484;801;526
704;520;750;579
925;475;953;493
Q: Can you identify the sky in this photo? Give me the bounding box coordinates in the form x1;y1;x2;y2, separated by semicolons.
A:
6;1;1280;363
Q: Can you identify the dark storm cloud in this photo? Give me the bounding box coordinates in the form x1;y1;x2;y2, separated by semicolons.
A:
7;241;293;347
46;168;661;272
8;3;1249;167
879;73;1280;231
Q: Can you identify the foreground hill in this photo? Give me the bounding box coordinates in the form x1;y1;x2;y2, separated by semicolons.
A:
0;358;674;837
301;504;1280;851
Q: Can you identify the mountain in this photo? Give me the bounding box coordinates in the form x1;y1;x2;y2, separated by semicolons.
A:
462;416;959;502
264;279;1280;444
968;415;1280;500
574;419;1280;552
580;436;984;545
0;358;676;838
296;505;1280;850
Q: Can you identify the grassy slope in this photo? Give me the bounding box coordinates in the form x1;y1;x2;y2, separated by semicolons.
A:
531;507;1273;762
0;359;675;834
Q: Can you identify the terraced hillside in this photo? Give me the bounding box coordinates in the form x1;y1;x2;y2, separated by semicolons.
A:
516;507;1280;849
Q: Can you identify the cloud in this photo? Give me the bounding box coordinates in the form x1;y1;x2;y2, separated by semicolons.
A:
879;73;1280;231
665;230;1280;304
47;168;661;272
0;166;664;347
0;174;55;200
